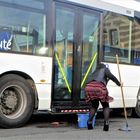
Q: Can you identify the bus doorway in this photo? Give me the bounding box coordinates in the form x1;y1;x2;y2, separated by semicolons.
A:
52;2;101;111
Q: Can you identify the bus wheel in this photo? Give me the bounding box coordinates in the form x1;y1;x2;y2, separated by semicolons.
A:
133;100;140;118
0;74;34;128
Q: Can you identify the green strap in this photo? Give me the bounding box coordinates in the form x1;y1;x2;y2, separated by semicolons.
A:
81;52;97;88
55;53;71;93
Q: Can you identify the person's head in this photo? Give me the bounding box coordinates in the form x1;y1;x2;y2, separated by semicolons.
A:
97;63;106;69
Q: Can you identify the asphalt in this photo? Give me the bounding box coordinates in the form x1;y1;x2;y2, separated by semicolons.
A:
0;112;140;140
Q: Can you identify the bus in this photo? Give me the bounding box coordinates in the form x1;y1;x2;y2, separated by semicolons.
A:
0;0;140;128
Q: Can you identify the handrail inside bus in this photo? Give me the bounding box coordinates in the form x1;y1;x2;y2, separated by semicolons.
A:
55;52;71;94
81;52;97;88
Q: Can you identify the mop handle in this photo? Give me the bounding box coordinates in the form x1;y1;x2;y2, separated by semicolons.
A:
116;54;128;122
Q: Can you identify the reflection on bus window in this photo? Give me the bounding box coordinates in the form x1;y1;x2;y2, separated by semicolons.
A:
110;29;118;46
53;7;74;100
0;0;45;9
132;18;140;65
0;6;48;56
103;12;131;63
103;12;140;65
80;12;99;99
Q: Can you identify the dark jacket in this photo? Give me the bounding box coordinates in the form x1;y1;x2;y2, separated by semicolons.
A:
86;64;121;86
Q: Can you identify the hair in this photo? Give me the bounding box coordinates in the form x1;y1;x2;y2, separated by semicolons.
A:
97;63;106;68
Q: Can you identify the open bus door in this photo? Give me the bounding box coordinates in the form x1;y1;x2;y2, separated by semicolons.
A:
52;2;101;113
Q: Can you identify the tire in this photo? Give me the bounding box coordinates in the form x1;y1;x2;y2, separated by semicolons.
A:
132;87;140;118
0;74;34;128
133;100;140;118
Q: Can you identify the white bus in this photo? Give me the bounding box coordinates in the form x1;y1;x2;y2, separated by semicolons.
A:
0;0;140;128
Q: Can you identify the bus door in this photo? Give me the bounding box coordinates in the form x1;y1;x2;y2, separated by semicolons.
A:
52;2;101;111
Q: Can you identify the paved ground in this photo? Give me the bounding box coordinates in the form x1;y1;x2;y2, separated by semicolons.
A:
0;113;140;140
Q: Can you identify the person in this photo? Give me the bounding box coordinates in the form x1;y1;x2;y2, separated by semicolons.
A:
85;63;121;131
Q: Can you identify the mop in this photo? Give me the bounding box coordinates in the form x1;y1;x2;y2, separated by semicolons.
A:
116;54;132;132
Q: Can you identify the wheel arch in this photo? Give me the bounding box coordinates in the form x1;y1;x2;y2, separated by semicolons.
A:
132;86;140;117
136;86;140;100
0;71;38;110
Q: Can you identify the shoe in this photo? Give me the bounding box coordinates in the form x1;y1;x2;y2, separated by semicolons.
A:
87;121;93;130
103;121;109;131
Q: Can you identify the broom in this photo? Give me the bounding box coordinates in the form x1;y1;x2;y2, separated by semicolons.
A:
116;54;131;132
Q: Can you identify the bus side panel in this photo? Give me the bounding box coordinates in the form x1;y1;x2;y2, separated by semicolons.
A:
105;63;140;108
35;83;52;110
0;53;53;110
108;86;137;108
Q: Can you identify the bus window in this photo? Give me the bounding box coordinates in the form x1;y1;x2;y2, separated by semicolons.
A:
0;0;45;9
81;12;100;99
132;18;140;65
103;12;132;63
53;7;74;100
0;6;48;56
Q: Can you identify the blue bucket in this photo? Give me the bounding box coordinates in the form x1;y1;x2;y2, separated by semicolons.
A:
77;113;96;128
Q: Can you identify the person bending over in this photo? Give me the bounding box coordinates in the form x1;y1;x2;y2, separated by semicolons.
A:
85;63;121;131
